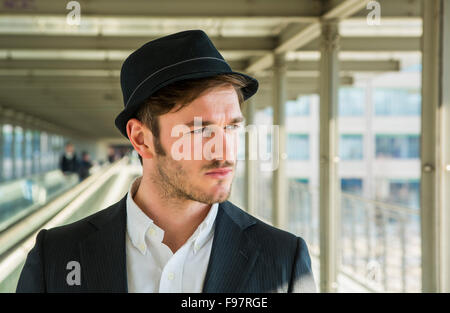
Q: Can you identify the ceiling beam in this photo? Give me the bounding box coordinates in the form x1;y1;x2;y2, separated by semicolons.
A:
0;76;354;92
0;59;400;72
0;34;276;51
1;0;420;18
0;59;247;71
351;0;421;18
246;0;371;73
1;0;322;17
287;60;400;72
300;36;421;52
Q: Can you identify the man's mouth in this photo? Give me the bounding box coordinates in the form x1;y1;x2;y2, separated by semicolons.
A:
205;168;233;179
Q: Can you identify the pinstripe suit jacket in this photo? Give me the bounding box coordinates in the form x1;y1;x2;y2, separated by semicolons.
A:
16;194;316;293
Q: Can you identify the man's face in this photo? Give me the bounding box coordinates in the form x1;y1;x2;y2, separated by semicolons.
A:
65;144;74;154
151;85;243;204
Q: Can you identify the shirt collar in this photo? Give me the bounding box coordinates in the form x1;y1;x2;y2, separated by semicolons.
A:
126;176;154;254
126;175;218;255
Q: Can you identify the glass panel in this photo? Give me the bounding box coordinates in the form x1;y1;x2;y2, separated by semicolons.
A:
375;134;420;159
374;88;421;116
287;96;310;116
338;59;422;292
2;124;13;181
32;130;40;174
341;178;363;195
387;179;420;209
339;87;365;116
14;126;23;178
340;134;364;160
40;132;48;172
287;134;309;160
24;130;33;176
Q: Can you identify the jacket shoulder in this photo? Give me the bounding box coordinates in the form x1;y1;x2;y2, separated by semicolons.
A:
223;201;300;249
223;201;315;292
44;194;127;245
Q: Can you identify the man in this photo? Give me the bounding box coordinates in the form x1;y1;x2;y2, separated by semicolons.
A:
59;142;78;175
16;30;316;293
107;147;116;163
77;151;93;181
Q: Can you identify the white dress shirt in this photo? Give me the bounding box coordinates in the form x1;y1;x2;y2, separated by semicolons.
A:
125;176;218;293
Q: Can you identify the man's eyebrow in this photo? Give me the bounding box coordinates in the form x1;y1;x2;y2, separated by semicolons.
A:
184;116;246;127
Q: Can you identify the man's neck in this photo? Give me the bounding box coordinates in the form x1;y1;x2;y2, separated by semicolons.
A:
133;175;212;253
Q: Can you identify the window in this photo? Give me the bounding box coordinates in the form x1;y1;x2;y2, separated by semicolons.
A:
339;87;365;116
262;106;273;117
341;178;363;195
14;126;24;178
40;132;49;171
340;134;363;160
294;178;309;185
287;96;310;116
287;134;309;160
375;134;419;159
32;130;40;174
24;130;33;176
388;179;420;209
2;124;13;181
374;88;421;116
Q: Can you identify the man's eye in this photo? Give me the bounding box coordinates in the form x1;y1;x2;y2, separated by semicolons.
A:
190;125;240;135
191;128;205;134
225;124;241;131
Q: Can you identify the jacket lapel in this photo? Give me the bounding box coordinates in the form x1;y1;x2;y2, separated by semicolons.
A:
79;195;128;292
202;201;260;292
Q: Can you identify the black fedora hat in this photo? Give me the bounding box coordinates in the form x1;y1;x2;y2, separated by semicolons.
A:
115;29;259;139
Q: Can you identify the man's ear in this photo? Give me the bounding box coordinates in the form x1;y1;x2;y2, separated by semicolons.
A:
126;118;155;160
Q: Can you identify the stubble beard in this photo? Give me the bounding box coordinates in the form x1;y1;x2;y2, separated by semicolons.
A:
151;153;234;205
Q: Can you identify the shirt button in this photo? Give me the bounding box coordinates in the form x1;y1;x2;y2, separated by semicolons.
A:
148;228;155;236
194;244;200;252
167;272;175;280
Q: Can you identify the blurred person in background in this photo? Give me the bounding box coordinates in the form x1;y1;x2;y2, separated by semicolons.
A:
107;147;116;163
59;142;78;175
78;151;93;181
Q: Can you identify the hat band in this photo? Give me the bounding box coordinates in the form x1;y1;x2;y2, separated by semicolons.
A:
125;56;229;107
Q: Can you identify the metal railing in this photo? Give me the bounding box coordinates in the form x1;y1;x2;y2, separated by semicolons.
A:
287;180;421;292
0;157;135;291
242;178;422;292
339;192;421;292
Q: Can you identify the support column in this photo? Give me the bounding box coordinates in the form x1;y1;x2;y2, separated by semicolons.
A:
421;0;450;293
319;19;341;293
442;0;450;293
244;97;257;216
272;53;288;229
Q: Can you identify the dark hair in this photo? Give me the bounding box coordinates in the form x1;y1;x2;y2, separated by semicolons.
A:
134;73;250;165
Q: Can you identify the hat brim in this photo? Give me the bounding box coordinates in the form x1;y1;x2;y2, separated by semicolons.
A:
115;70;258;139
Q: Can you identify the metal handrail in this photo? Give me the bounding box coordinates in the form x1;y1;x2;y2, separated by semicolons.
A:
287;179;421;292
340;192;419;216
289;180;418;216
0;157;129;286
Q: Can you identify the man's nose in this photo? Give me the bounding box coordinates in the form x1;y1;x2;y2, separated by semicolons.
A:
206;127;237;161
